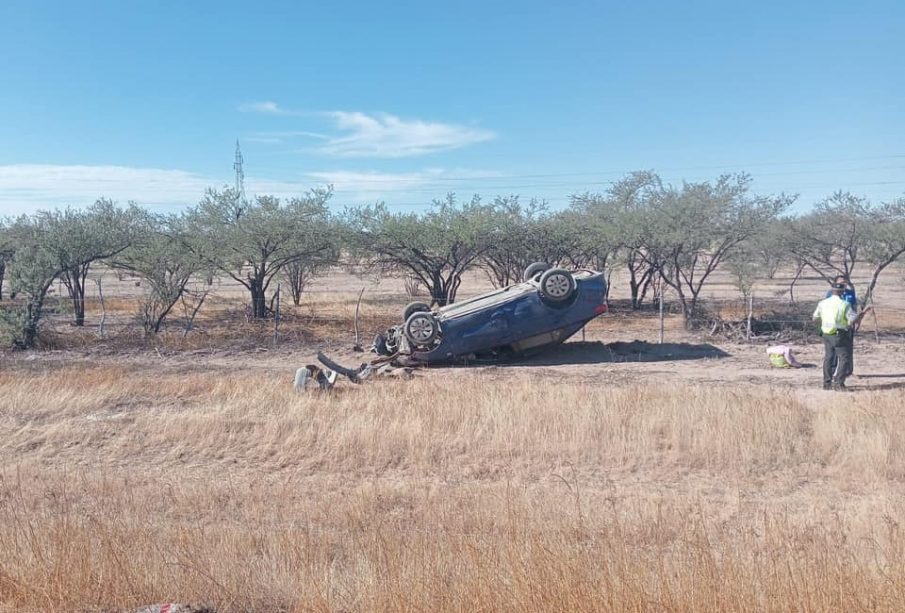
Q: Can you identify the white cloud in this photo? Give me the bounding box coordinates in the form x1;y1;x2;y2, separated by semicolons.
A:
317;111;495;158
240;103;496;157
246;130;330;144
238;101;290;115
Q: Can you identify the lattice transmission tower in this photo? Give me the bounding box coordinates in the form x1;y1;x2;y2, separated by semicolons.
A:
233;139;246;201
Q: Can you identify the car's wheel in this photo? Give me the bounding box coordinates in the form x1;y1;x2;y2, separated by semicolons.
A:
523;262;550;282
539;268;576;303
403;301;431;321
403;312;440;347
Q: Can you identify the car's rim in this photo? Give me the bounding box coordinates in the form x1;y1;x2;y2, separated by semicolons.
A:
409;317;435;342
545;274;571;298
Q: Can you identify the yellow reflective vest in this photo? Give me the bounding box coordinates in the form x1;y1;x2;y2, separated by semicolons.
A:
812;295;854;335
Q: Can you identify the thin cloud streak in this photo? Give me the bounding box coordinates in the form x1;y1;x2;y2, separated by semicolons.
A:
240;103;496;158
317;111;495;158
238;101;290;115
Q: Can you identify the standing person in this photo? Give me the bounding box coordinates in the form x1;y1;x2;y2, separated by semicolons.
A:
824;275;858;377
813;282;857;391
825;275;858;309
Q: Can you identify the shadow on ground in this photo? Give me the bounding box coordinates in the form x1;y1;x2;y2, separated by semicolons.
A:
514;340;730;366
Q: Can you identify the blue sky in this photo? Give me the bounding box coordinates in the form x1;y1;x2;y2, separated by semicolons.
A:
1;0;903;215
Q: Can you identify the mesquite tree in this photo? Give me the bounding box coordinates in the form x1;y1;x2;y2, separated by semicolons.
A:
792;192;905;306
347;195;496;306
281;260;323;306
861;198;905;306
112;215;210;334
478;197;585;288
573;171;663;309
187;187;336;318
0;222;13;301
3;215;63;348
44;200;138;326
647;174;793;327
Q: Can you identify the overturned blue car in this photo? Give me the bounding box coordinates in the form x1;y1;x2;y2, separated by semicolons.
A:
374;264;609;364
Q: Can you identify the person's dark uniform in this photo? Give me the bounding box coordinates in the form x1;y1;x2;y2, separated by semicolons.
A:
813;283;856;391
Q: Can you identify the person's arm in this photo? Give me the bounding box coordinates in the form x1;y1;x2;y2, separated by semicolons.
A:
846;305;858;325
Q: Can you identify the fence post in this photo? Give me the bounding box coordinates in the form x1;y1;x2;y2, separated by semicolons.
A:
273;284;281;345
95;277;106;338
746;291;754;342
658;290;665;345
353;286;365;350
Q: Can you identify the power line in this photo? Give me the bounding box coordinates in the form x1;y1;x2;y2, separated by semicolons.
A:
319;167;905;196
276;154;905;185
355;180;905;207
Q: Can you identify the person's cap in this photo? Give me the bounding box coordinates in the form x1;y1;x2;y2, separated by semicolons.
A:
832;282;846;290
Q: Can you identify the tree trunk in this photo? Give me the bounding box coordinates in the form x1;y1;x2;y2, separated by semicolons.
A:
286;265;306;306
249;276;267;318
681;298;695;330
629;271;640;309
788;262;805;306
0;260;5;300
429;270;450;307
61;265;88;326
19;290;50;349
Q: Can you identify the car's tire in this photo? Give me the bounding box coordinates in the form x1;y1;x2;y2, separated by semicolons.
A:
403;301;431;322
539;268;576;303
403;312;440;347
523;262;550;282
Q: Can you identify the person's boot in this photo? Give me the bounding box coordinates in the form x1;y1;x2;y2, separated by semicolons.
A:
823;382;832;390
832;381;849;392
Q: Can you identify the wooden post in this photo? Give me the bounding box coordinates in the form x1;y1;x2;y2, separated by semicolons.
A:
273;284;281;344
353;286;365;350
746;291;754;342
95;277;106;337
658;290;665;345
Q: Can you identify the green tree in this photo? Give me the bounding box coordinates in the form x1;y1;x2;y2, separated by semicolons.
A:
573;171;663;309
347;195;496;306
187;187;336;318
790;192;905;307
647;174;793;327
2;202;138;347
282;259;327;306
3;215;63;348
112;214;210;334
0;221;13;301
44;200;138;326
789;192;868;283
726;220;793;300
480;197;555;288
858;198;905;306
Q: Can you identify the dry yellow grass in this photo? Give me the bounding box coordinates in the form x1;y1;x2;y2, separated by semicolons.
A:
1;364;905;611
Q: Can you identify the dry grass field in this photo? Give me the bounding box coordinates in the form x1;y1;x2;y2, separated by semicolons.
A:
2;267;905;612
